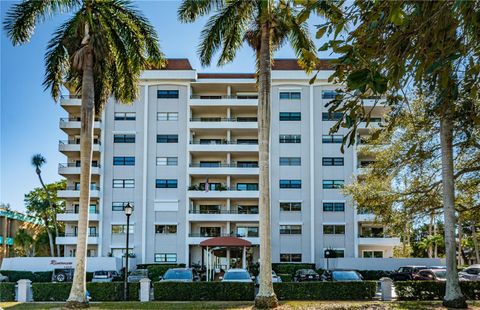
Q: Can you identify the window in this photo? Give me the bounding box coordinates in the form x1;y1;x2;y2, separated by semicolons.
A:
112;202;134;211
89;226;97;236
157;135;178;143
279;135;301;143
73;204;97;214
280;253;302;262
237;205;259;214
322;157;344;166
156;179;178;188
156;157;178;166
279;112;301;121
324;249;345;258
111;224;134;234
157;112;179;121
279;92;301;100
279;157;301;166
280;202;302;212
322;90;337;99
323;225;345;235
280;225;302;235
114;112;136;120
157;90;179;99
323;180;344;189
363;251;383;258
154;253;177;263
113;156;135;166
237;161;258;168
322;135;343;143
323;202;345;212
155;225;177;234
236;227;259;237
114;134;135;143
236;183;259;191
200;227;221;237
113;179;135;188
322;112;343;121
280;180;302;189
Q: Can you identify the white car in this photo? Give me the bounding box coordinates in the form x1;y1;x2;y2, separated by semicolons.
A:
0;273;9;282
459;265;480;281
220;269;254;283
256;271;282;286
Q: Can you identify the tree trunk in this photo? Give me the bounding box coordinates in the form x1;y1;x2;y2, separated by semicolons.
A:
428;214;433;258
457;217;463;266
44;217;55;257
434;218;438;258
66;32;94;308
254;17;278;310
36;172;55;257
54;218;61;257
472;223;480;263
440;111;467;308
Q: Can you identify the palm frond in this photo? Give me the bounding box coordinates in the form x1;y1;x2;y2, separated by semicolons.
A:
286;13;317;72
178;0;225;23
31;154;46;168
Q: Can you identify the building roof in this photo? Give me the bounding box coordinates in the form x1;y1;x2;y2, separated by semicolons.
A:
161;59;193;70
199;236;252;247
272;58;333;70
197;73;256;79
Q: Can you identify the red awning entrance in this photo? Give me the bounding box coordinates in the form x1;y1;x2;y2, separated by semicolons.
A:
200;236;252;247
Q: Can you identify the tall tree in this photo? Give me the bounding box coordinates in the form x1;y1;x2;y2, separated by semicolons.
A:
178;0;315;307
4;1;163;307
303;1;480;307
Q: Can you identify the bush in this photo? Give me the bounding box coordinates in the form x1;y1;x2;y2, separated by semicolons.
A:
0;270;94;283
273;281;377;300
32;282;139;301
145;264;182;281
278;274;293;282
358;270;393;280
153;282;255;301
395;281;480;300
272;263;316;275
0;282;16;301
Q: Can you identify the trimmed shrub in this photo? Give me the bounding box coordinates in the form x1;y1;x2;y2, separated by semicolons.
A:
273;281;377;300
278;274;293;282
0;270;36;282
395;281;480;301
32;282;139;301
358;270;393;281
145;264;181;281
272;263;316;276
0;282;16;301
153;282;255;301
34;271;53;282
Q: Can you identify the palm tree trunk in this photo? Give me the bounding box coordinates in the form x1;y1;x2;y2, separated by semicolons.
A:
66;29;94;308
36;172;55;257
472;223;480;263
457;216;463;266
428;214;433;258
254;19;278;310
44;217;55;257
434;218;438;258
440;111;466;308
54;218;61;257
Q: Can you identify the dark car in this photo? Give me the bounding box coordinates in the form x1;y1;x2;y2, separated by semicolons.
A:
293;269;320;282
52;268;75;282
390;266;427;281
322;270;363;281
413;269;446;281
160;268;200;282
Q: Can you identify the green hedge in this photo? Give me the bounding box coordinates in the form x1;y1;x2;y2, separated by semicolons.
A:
0;270;93;282
0;282;16;301
395;281;480;301
273;281;377;300
154;282;255;301
32;282;139;301
278;274;293;282
272;263;316;275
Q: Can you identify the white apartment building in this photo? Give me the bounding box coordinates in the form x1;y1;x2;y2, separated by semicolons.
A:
56;58;400;268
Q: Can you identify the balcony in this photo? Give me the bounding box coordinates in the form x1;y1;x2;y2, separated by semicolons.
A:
358;234;401;246
357;119;382;134
189;117;258;129
56;233;99;245
187;188;259;199
188;140;258;152
362;98;387;107
58;163;101;176
188;208;259;222
60;95;81;113
189;95;258;107
60;118;101;134
59;139;101;154
57;210;100;222
188;163;259;175
57;186;100;199
187;232;260;245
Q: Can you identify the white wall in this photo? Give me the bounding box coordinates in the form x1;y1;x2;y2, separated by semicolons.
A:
0;257;134;272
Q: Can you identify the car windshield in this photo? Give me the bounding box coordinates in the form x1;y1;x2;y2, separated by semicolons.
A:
332;271;361;281
224;271;250;280
131;270;147;276
94;271;108;276
433;270;446;279
164;269;192;280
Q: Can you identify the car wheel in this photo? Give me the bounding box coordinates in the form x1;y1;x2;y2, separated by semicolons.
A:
56;273;66;282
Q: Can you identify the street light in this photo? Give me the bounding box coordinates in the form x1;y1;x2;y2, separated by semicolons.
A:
123;202;133;301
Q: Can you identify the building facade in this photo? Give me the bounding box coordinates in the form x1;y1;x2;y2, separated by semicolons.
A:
56;58;400;268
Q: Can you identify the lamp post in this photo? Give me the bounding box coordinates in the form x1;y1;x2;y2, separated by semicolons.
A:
123;203;133;301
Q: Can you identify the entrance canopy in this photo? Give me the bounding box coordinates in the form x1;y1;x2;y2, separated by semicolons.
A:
200;236;251;247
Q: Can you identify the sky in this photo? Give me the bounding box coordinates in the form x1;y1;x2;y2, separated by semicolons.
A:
0;0;331;212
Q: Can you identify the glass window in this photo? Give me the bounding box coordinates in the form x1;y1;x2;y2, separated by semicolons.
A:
279;180;302;189
322;180;344;189
155;225;177;234
279;112;301;121
236;227;259;237
280;253;302;262
323;202;345;212
157;90;179;99
322;135;343;144
157;112;179;121
280;225;302;234
236;183;258;191
280;202;302;212
322;157;344;166
279;135;301;143
113;156;135;166
112;202;134;211
279;157;301;166
323;225;345;234
154;253;177;263
199;227;221;237
156;179;178;188
279;92;301;100
322;90;337;99
156;157;178;166
157;135;178;143
114;112;136;120
113;134;135;143
113;179;135;188
325;249;345;258
363;251;383;258
322;112;343;121
111;224;134;234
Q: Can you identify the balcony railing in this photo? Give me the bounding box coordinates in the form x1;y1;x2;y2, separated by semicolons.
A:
59;139;101;145
189;163;258;168
64;210;99;214
188;185;259;191
59;163;101;168
190;95;258;99
188;232;259;238
189;209;259;215
359;233;392;238
62;233;99;237
190;140;258;145
190;117;258;122
64;185;100;191
60;117;101;123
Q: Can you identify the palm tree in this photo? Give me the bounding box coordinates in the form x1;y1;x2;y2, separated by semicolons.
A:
178;1;315;308
4;1;163;307
31;154;56;257
13;228;36;257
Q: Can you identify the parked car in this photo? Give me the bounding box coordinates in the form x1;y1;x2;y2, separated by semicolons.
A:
293;269;320;282
413;269;447;281
92;270;121;283
255;271;282;286
429;266;447;269
389;266;427;281
321;270;363;282
0;273;9;282
220;269;254;282
459;265;480;281
160;268;200;282
127;269;149;282
52;268;75;282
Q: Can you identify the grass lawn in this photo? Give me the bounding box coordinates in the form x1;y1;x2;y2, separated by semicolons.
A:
1;301;480;310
